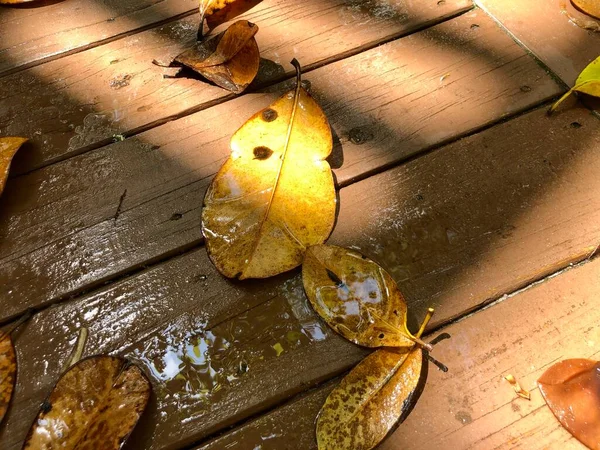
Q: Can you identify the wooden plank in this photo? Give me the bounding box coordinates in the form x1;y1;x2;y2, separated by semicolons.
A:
0;0;473;175
0;10;562;320
198;256;600;450
3;105;600;449
476;0;600;85
0;0;197;76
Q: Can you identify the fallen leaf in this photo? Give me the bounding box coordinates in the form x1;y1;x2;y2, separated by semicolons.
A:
199;0;263;32
538;358;600;449
549;55;600;113
504;373;531;400
0;137;27;197
316;309;433;450
167;20;259;93
302;244;431;350
23;356;151;449
572;0;600;19
202;59;336;279
0;334;16;425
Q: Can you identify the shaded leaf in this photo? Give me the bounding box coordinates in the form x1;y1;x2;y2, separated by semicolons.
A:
0;137;27;197
23;356;151;450
572;0;600;19
550;56;600;113
0;334;16;425
199;0;263;32
303;244;427;349
173;20;259;93
538;358;600;449
202;60;336;279
317;347;426;450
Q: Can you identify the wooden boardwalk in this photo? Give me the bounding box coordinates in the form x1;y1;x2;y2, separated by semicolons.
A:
0;0;599;448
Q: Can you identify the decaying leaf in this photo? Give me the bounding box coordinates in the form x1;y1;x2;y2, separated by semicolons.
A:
161;20;260;94
572;0;600;19
316;310;433;450
0;334;16;425
202;59;336;279
504;373;530;400
538;358;600;449
302;245;431;350
549;55;600;114
23;356;151;449
199;0;263;33
0;137;27;197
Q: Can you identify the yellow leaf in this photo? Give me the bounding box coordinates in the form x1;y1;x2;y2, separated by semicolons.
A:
199;0;263;31
23;356;150;450
202;60;336;279
302;245;431;350
549;55;600;113
572;0;600;19
0;137;27;197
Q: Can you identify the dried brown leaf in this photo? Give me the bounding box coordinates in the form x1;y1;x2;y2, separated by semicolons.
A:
0;137;27;197
572;0;600;19
0;334;16;425
202;60;336;279
199;0;263;31
23;356;151;450
538;358;600;449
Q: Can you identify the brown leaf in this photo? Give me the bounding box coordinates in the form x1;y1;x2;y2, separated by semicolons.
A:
0;334;16;425
201;60;336;279
0;137;27;197
23;356;151;450
572;0;600;19
199;0;263;31
302;244;428;349
173;20;259;93
538;358;600;449
317;347;426;450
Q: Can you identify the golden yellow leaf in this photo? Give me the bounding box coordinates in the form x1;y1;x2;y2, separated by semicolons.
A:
202;60;336;279
171;20;259;94
302;245;431;350
199;0;263;31
504;373;530;400
0;137;27;197
0;334;16;425
549;55;600;113
23;356;151;450
572;0;600;19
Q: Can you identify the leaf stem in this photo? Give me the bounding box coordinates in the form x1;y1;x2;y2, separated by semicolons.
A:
416;308;434;338
63;327;89;372
548;89;573;115
371;310;433;352
0;308;33;341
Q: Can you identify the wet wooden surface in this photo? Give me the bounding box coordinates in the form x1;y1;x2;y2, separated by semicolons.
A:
1;0;599;449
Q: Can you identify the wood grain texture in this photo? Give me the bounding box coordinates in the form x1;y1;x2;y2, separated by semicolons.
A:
0;10;561;320
476;0;600;85
0;0;473;175
0;0;198;76
2;105;599;449
198;256;600;450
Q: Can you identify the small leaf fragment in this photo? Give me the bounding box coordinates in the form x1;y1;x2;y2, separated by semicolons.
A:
23;356;151;450
0;334;16;425
504;373;530;400
549;56;600;114
538;358;600;449
572;0;600;19
302;244;427;349
0;137;27;197
202;60;336;279
199;0;263;31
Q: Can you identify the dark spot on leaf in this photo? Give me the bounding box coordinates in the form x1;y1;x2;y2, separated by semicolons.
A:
570;121;582;129
393;310;399;316
41;401;52;414
379;333;385;339
170;213;183;221
253;146;273;160
369;291;377;299
262;108;278;122
520;85;532;92
326;269;344;287
348;127;374;145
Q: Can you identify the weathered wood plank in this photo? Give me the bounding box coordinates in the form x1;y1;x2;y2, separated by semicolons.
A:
0;10;561;320
3;105;599;449
199;256;600;450
0;0;473;174
476;0;600;85
0;0;197;76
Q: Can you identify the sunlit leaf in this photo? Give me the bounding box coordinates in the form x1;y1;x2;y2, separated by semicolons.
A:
504;373;530;400
0;137;27;197
172;20;260;94
302;244;430;349
538;358;600;449
199;0;263;32
0;334;16;425
23;356;151;450
202;60;336;279
572;0;600;19
549;56;600;113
